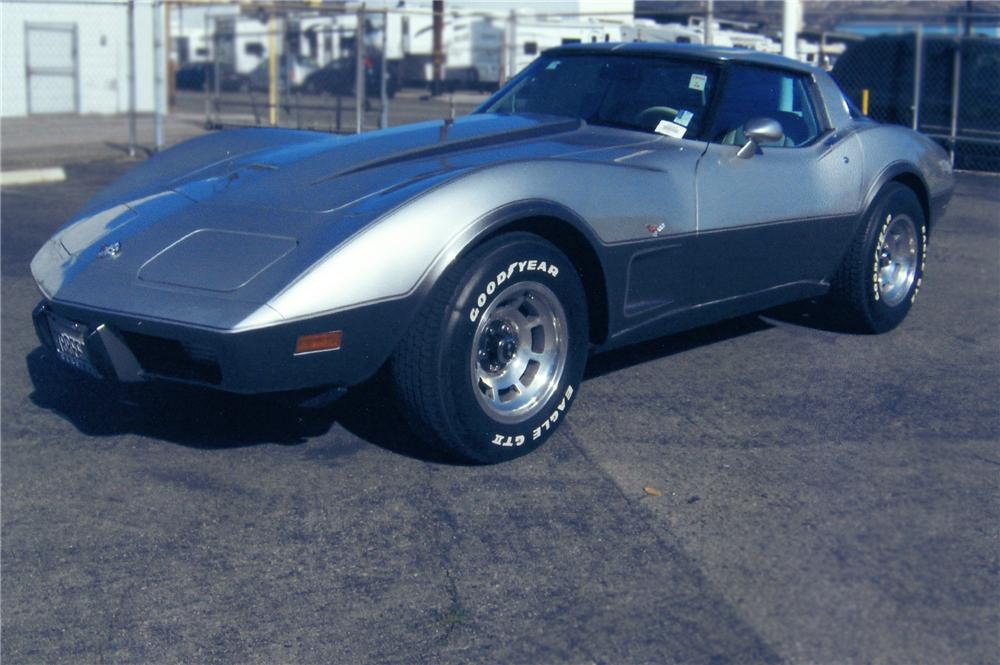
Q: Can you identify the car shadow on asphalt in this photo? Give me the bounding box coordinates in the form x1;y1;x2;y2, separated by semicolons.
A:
25;347;337;449
327;367;470;465
24;345;460;461
585;314;774;379
24;304;842;458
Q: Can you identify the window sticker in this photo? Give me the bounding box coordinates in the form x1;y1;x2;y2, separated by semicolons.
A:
674;109;694;127
688;73;707;91
654;120;687;139
546;60;561;70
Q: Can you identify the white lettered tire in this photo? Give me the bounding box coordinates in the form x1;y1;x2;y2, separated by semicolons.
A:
829;183;928;333
391;232;588;463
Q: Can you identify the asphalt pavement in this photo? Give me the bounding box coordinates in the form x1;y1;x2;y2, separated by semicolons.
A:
1;151;998;663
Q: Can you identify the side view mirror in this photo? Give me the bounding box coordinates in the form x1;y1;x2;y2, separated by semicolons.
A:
736;117;785;159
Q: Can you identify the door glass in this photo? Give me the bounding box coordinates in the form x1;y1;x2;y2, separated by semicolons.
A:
709;66;821;147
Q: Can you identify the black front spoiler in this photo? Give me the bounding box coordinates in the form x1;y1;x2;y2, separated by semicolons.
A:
31;293;420;395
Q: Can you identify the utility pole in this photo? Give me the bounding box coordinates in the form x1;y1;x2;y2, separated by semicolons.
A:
431;0;443;96
782;0;800;60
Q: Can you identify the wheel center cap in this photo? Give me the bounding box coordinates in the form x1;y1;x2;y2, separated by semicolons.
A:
477;320;518;373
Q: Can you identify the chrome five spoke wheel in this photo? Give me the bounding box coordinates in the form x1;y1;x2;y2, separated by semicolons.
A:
470;281;568;424
876;213;918;307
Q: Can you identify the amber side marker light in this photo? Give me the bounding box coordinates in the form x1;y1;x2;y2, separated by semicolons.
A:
294;331;343;355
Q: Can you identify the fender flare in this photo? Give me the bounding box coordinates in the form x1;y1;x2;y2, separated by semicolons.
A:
862;160;931;227
410;198;612;342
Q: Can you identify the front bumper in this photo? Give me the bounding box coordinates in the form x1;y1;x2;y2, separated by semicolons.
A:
33;295;417;394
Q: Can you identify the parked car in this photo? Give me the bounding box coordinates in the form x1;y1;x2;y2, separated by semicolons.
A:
247;54;319;94
31;43;953;463
174;62;249;92
832;34;1000;171
300;57;398;97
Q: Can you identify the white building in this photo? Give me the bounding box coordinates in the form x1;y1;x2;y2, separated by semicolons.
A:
1;0;160;117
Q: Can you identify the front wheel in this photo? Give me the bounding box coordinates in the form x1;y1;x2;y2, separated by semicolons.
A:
391;233;588;463
828;182;927;333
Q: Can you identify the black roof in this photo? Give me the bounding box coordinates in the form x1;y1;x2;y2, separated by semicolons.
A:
544;42;819;75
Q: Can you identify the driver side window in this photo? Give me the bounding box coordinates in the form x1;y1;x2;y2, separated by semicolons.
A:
709;66;821;148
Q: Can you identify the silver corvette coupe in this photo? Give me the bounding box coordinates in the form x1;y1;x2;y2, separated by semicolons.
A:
31;43;954;462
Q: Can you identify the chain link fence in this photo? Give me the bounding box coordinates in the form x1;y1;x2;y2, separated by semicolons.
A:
804;8;1000;171
175;3;631;134
3;1;998;171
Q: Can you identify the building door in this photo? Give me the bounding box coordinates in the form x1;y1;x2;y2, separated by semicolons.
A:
25;23;78;114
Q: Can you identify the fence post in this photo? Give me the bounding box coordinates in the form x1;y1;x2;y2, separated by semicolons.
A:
380;10;388;129
213;17;221;125
912;24;923;131
268;13;278;127
498;19;507;85
432;0;443;95
705;0;714;46
153;0;165;150
948;20;962;165
507;9;517;81
127;0;136;156
355;5;365;133
204;13;212;127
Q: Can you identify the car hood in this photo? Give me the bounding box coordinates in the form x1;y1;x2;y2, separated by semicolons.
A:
32;114;651;328
77;114;596;217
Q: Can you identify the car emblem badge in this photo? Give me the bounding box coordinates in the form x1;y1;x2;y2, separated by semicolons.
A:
97;242;121;259
646;222;666;237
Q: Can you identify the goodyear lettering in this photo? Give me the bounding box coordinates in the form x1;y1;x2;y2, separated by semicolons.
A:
469;258;560;322
911;223;928;304
872;214;890;302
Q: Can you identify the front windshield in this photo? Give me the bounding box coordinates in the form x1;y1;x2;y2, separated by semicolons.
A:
481;54;718;139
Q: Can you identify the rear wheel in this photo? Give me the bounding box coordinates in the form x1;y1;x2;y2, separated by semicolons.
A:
391;233;588;463
829;182;927;333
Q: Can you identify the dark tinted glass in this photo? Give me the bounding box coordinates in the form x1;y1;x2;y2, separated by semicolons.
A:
483;54;718;138
708;65;821;147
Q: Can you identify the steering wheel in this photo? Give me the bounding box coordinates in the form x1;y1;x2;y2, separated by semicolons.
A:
635;106;679;126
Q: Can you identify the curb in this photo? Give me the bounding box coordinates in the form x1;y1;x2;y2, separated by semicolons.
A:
0;167;67;187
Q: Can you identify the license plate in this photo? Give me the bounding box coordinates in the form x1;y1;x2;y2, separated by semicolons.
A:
48;314;100;378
